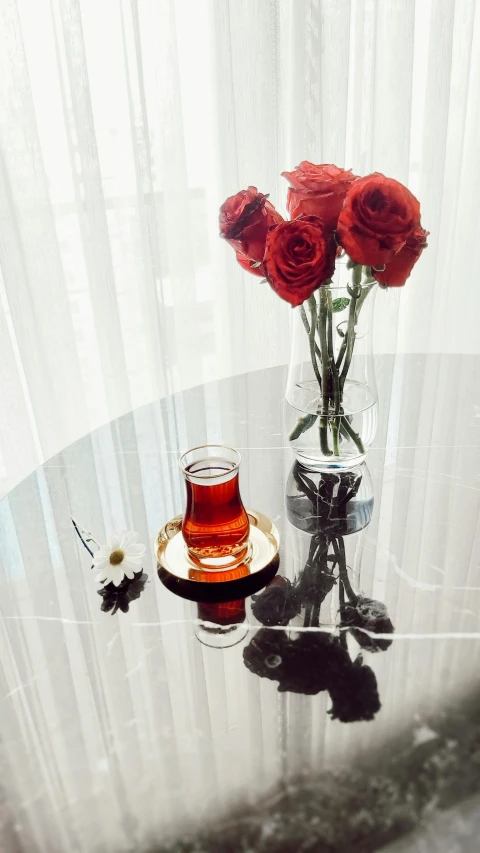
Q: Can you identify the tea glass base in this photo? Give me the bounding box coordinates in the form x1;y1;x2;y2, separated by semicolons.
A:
156;510;280;601
186;541;252;571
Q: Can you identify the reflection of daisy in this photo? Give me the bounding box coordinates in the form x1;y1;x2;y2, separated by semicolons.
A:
98;572;148;614
93;531;146;587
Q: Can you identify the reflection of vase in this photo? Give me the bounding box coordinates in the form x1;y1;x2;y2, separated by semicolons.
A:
285;264;378;470
243;461;393;718
284;462;375;630
286;462;374;536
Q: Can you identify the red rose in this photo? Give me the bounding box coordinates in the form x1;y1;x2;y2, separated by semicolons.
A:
282;162;357;231
373;227;429;287
219;186;284;276
235;250;264;277
263;216;336;307
337;173;421;268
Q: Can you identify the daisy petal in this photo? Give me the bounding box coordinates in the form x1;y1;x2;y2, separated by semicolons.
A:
111;569;124;587
123;565;135;580
92;556;109;570
96;571;108;584
126;544;146;557
95;545;110;558
124;554;143;566
121;558;141;573
120;530;138;550
109;534;120;551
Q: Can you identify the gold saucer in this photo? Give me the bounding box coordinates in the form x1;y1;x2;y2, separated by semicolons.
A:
156;510;280;602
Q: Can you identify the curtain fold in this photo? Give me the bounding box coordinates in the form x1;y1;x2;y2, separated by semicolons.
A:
1;0;479;495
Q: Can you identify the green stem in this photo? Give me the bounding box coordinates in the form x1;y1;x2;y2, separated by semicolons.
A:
317;289;332;457
340;415;365;455
354;281;376;323
335;265;362;371
289;413;317;441
300;304;322;362
326;289;341;457
335;331;347;371
306;295;323;390
296;274;376;452
339;285;360;389
289;301;322;443
336;269;375;456
338;279;376;388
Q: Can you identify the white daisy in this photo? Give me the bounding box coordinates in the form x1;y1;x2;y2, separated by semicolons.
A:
93;530;147;587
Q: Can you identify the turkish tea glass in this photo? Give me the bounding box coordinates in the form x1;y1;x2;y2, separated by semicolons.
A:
179;444;250;570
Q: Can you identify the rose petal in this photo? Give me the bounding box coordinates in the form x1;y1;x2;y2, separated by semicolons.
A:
337;173;421;267
264;216;336;307
373;227;428;287
220;187;283;272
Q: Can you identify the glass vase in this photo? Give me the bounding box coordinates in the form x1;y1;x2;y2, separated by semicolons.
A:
285;262;378;469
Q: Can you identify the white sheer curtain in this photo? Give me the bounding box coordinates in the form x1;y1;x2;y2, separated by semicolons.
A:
1;0;479;495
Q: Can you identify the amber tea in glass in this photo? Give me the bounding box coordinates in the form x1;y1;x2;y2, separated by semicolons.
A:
180;445;250;569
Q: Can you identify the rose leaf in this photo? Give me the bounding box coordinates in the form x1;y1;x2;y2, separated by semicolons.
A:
332;297;350;313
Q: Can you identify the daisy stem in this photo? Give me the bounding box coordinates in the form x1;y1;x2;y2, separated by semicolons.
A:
71;516;97;559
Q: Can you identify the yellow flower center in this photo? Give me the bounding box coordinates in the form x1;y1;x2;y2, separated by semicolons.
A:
109;549;125;566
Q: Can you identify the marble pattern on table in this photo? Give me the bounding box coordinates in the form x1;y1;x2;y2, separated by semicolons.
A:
0;355;480;852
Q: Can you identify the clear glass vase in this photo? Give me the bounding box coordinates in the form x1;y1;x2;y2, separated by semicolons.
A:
285;261;378;469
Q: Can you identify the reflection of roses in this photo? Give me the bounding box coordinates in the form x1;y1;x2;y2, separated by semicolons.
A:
373;227;429;287
243;630;381;721
244;630;341;695
264;216;336;307
219;186;283;277
243;629;297;688
328;655;380;723
251;576;301;626
337;173;421;269
282;162;357;231
341;596;394;653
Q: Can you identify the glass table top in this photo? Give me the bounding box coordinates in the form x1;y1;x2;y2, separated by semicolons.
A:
1;354;480;853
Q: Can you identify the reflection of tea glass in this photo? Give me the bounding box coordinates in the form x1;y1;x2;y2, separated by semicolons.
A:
194;600;249;649
179;445;250;570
